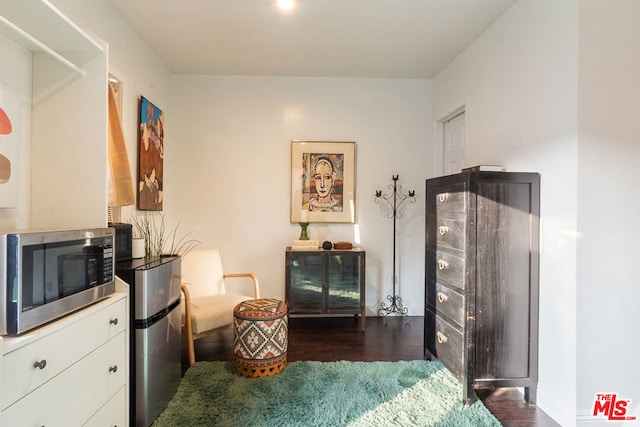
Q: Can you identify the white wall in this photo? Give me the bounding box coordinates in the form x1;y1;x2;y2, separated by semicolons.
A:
0;2;109;230
577;1;640;425
51;0;173;226
51;3;431;318
432;0;578;424
53;0;431;314
0;36;31;230
170;76;430;314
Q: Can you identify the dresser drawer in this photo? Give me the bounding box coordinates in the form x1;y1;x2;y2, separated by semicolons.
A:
1;295;126;409
431;213;466;250
1;332;126;426
433;183;466;214
426;247;465;291
426;278;465;327
425;309;464;381
84;385;127;427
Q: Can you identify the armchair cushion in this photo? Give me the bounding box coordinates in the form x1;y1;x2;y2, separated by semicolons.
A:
184;294;253;335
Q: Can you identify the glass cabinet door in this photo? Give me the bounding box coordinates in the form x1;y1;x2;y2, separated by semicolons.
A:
287;253;324;313
326;254;361;312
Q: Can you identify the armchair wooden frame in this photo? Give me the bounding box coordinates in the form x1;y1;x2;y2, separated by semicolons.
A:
182;272;260;366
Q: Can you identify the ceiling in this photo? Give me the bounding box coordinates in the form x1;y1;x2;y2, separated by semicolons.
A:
106;0;516;79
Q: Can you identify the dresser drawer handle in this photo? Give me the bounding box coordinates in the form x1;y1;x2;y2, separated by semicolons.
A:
438;193;449;203
33;360;47;370
436;331;448;344
110;318;119;325
437;259;449;270
109;365;118;373
437;292;448;303
438;225;449;236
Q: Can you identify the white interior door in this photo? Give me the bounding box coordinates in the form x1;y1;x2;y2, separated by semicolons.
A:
443;111;466;175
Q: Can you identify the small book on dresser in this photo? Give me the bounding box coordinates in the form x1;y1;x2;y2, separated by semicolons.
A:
461;164;505;172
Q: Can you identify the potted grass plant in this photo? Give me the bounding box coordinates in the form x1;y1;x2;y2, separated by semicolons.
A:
130;213;200;259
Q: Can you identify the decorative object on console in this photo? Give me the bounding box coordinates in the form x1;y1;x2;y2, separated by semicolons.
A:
333;241;353;250
322;241;333;250
290;141;356;223
298;222;310;240
291;239;319;250
374;175;416;317
138;96;164;211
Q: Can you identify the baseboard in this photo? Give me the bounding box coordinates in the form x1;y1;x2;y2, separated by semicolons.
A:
536;388;576;426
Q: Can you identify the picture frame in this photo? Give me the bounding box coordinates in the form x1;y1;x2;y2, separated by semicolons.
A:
138;96;164;211
291;141;356;223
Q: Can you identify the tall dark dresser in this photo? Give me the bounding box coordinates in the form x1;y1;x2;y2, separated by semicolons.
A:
424;171;540;405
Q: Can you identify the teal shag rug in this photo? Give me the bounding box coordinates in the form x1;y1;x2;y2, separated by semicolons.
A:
152;360;500;427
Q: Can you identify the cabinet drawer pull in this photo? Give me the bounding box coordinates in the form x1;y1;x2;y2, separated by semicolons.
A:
437;259;449;270
438;192;449;203
109;318;119;325
437;292;448;303
33;359;47;370
438;225;449;236
109;365;118;373
436;331;448;344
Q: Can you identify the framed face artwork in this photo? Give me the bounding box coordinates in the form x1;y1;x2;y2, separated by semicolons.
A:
138;96;164;211
291;141;356;223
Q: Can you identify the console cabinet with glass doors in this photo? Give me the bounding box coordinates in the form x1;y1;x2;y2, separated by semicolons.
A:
285;248;366;331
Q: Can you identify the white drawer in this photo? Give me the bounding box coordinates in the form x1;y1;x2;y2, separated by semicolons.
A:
84;385;127;427
1;332;126;427
1;296;126;409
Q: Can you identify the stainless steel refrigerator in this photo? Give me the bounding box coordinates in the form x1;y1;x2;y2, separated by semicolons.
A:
116;255;182;427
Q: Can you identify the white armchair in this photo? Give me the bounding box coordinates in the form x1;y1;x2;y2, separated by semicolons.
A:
180;248;260;366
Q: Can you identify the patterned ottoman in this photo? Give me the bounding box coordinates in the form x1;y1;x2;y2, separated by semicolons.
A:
233;298;288;378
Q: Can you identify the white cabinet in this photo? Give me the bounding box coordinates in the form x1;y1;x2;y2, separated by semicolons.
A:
0;0;108;230
0;289;129;426
84;387;127;427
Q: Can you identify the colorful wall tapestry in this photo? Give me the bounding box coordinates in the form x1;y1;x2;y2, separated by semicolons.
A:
138;96;164;211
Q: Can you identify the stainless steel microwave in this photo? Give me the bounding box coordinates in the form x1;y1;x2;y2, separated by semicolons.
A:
0;228;116;335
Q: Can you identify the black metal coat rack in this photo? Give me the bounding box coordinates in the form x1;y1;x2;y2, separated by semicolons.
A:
374;175;416;317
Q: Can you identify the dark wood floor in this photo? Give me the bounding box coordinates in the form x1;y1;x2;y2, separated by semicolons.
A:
182;316;559;427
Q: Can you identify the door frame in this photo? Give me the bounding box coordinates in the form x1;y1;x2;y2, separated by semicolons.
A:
432;103;467;178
